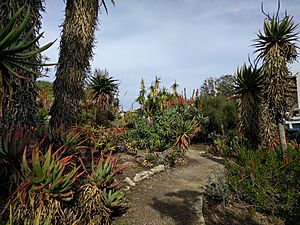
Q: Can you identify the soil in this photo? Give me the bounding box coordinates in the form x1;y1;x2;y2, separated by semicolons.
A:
112;144;284;225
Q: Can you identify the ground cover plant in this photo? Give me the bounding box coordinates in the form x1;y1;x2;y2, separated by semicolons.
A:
226;144;300;224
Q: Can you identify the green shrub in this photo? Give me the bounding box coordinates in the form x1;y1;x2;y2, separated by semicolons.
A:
226;144;300;224
123;104;203;153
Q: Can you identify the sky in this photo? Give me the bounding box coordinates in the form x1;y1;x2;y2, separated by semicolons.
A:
39;0;300;110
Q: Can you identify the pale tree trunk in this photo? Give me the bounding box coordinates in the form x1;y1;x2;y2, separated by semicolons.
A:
278;122;288;159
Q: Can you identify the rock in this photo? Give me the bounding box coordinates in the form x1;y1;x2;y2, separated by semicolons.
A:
133;171;152;182
124;177;136;186
150;165;165;174
123;186;130;191
204;168;228;200
193;195;206;224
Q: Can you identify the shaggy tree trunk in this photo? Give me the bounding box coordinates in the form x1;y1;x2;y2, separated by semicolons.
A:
0;1;44;129
278;122;288;158
50;0;99;130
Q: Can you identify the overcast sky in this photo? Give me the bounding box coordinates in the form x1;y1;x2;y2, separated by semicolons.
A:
40;0;300;110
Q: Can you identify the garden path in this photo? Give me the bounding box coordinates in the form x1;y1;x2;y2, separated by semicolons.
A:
112;144;224;225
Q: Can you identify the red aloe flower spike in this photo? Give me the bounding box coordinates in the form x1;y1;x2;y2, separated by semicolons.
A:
251;161;255;168
285;156;289;165
180;97;184;103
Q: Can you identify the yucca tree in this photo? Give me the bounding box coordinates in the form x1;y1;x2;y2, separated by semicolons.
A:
89;69;118;106
146;78;163;115
50;0;115;131
171;81;179;97
0;1;45;129
234;64;264;149
136;78;146;112
88;69;118;123
159;87;171;109
154;76;161;96
254;9;298;153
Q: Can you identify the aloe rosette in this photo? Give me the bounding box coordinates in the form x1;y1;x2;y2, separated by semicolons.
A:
20;144;83;200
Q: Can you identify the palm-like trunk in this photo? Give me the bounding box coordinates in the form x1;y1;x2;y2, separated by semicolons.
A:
239;93;261;149
0;1;44;129
255;13;298;155
50;0;99;130
261;47;293;153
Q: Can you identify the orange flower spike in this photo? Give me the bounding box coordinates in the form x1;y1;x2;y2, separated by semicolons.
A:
285;156;289;165
251;161;255;168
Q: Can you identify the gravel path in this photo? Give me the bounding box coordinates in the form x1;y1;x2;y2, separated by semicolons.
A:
112;144;224;225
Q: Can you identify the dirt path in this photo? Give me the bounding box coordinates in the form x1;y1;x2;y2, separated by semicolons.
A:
112;144;224;225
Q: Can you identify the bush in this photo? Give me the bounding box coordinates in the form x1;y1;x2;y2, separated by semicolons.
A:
226;144;300;224
123;105;202;153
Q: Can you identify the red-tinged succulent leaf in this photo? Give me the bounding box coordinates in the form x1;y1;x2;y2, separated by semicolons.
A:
31;184;46;191
52;146;64;158
42;145;52;172
75;170;85;179
21;190;27;206
78;156;87;173
32;146;43;177
22;146;31;173
114;164;128;174
10;179;32;198
59;155;73;166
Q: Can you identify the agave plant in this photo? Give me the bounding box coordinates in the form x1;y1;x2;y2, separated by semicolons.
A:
234;64;264;149
254;6;298;152
0;6;55;122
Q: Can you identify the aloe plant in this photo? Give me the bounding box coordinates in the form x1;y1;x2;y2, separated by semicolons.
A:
102;188;124;207
6;204;52;225
0;6;55;124
20;144;83;200
174;119;198;150
0;127;32;162
92;151;125;188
